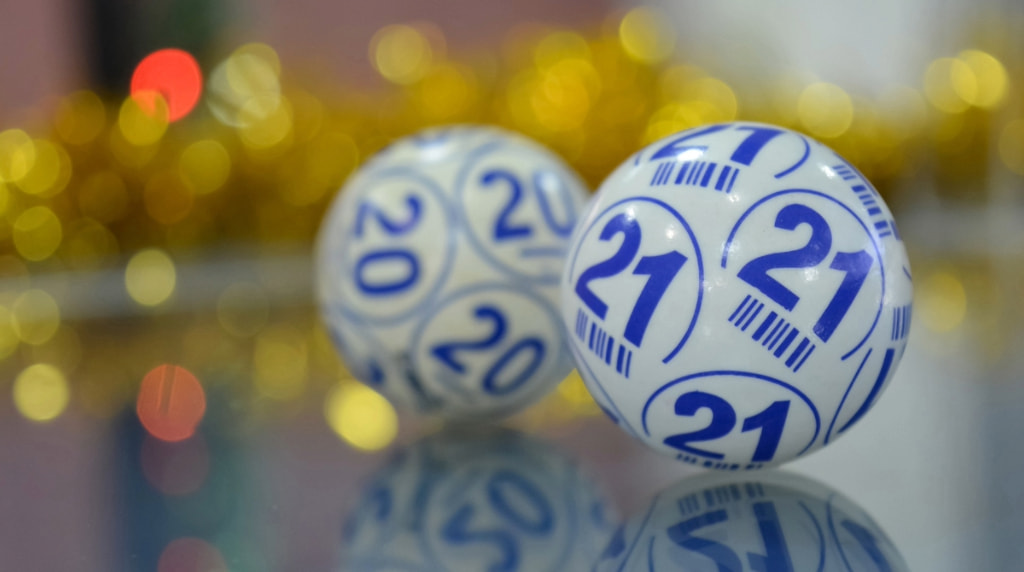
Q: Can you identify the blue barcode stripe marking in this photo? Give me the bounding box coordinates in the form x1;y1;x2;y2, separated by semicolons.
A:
867;207;882;216
625;350;632;378
763;319;785;347
700;162;717;187
675;161;691;184
661;163;674;185
774;328;799;357
767;324;791;350
852;184;867;193
605;336;614;364
729;295;752;322
741;303;763;331
686;162;701;185
616;345;625;373
588;323;595;350
715;166;732;190
875;220;889;230
734;298;758;326
793;344;815;372
726;168;739;193
752;312;777;341
786;337;811;367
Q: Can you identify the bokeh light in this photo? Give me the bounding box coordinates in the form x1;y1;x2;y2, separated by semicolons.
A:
17;139;71;197
924;57;972;113
125;249;177;307
179;140;231;195
13;206;62;261
917;270;967;333
0;129;36;183
0;305;18;359
54;91;107;146
798;82;853;138
325;382;398;451
207;43;282;128
619;7;675;64
955;49;1007;109
371;24;434;84
156;537;227;572
131;49;203;122
239;95;293;151
137;364;206;442
119;93;169;146
141;434;210;496
13;364;70;423
557;369;599;415
11;289;60;346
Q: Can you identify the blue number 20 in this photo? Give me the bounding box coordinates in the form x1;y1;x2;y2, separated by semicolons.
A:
575;214;688;348
353;194;423;296
441;471;554;572
663;391;790;463
482;169;576;241
431;305;546;396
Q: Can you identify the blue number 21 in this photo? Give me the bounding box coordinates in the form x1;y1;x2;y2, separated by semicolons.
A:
575;214;688;348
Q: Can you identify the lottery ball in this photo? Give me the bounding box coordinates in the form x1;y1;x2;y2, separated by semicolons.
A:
317;126;588;418
594;470;908;571
561;121;913;468
342;427;617;572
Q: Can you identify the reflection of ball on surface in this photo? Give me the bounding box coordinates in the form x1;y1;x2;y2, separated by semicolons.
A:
561;122;912;468
317;126;589;418
342;427;617;572
595;470;908;571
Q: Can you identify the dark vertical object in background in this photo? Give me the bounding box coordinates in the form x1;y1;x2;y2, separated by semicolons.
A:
86;0;229;92
87;0;140;92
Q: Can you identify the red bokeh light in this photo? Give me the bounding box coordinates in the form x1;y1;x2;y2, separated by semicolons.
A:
130;48;203;122
137;364;206;442
157;538;226;572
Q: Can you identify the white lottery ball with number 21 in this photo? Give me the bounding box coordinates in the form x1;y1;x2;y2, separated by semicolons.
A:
561;122;912;468
317;126;588;418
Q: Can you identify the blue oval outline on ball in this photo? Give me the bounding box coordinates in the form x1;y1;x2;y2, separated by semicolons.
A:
335;166;458;327
719;188;886;361
640;370;821;459
567;197;705;364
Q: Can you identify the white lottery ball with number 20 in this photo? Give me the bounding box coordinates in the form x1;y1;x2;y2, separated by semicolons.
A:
317;126;588;418
561;122;912;468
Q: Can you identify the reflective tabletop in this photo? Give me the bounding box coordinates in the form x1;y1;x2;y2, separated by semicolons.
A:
0;239;1022;572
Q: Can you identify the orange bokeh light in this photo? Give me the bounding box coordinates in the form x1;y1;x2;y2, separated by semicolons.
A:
157;538;226;572
136;364;206;442
131;49;203;122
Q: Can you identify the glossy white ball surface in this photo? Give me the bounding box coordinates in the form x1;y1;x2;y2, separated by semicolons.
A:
561;122;913;468
317;126;588;418
594;471;908;571
342;428;617;572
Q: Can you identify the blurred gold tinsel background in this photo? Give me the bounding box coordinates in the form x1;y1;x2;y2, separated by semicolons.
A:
1;7;1023;453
